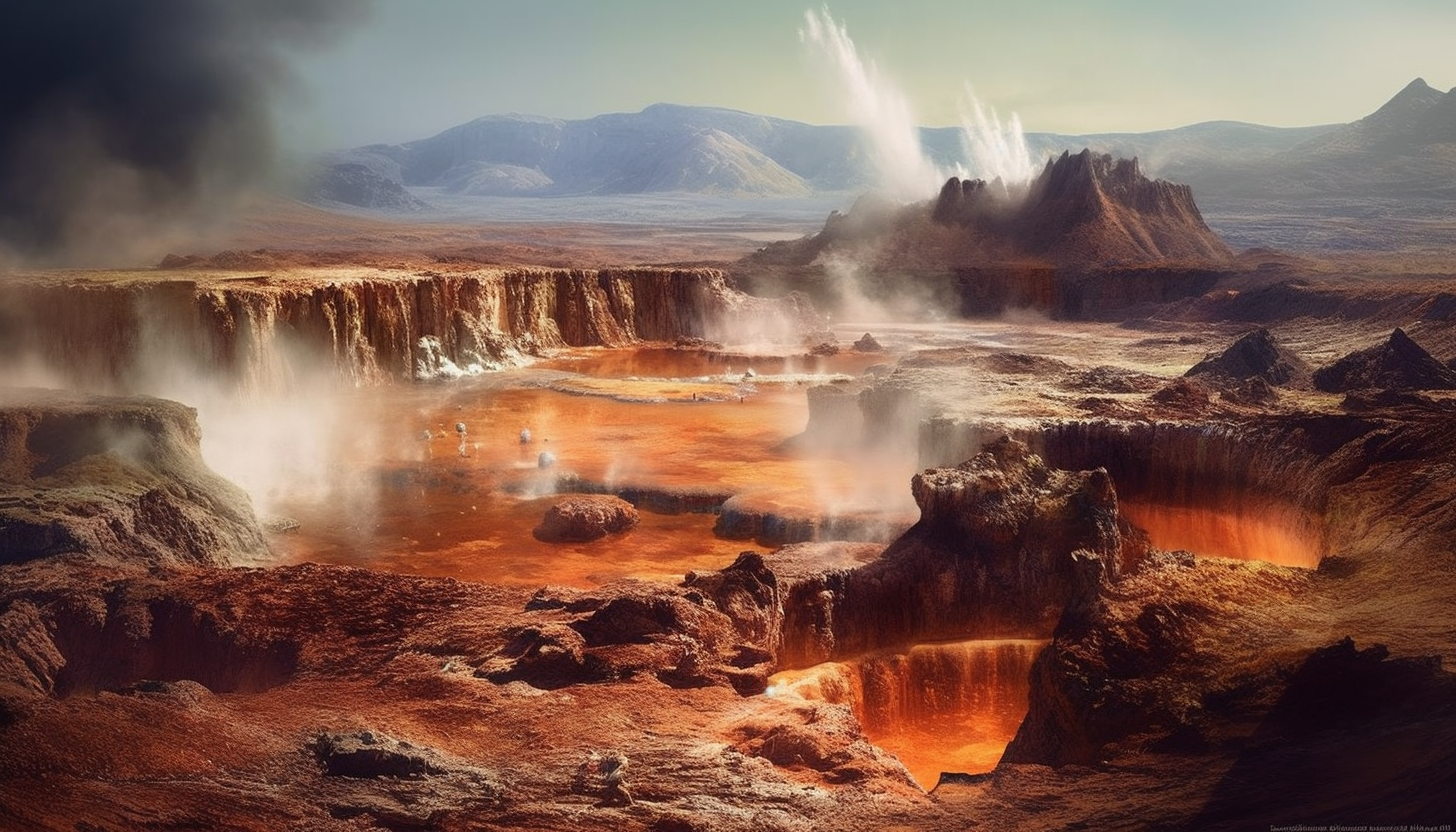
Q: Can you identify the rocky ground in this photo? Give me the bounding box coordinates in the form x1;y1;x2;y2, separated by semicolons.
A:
5;197;1456;828
5;306;1456;829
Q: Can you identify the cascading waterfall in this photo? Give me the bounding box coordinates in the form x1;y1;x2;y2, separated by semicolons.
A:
768;638;1047;787
0;267;802;514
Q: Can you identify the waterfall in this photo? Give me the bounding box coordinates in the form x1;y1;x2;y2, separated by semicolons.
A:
768;638;1047;786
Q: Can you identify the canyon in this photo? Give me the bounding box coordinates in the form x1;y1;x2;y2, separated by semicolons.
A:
3;159;1456;832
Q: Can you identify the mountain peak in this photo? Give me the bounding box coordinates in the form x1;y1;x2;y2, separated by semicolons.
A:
1365;77;1446;124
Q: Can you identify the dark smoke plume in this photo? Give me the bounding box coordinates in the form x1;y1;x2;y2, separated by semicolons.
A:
0;0;366;263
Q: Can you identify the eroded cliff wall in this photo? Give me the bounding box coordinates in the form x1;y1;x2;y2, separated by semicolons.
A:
0;267;813;393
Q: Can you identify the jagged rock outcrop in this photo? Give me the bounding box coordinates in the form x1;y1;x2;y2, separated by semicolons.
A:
752;150;1231;271
1313;328;1456;393
534;495;639;542
769;437;1138;667
1010;151;1232;265
1184;327;1311;388
0;388;266;568
0;268;822;393
1001;549;1317;767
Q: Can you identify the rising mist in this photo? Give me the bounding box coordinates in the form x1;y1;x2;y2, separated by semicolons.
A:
800;6;1038;203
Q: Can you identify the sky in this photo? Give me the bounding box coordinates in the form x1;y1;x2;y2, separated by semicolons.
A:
281;0;1456;149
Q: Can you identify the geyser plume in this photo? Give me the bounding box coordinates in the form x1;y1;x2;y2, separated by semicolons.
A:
958;85;1036;186
800;7;1038;202
800;7;941;202
0;0;366;264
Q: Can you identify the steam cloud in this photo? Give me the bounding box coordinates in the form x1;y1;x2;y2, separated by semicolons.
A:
0;0;366;263
800;6;1037;200
959;85;1037;185
800;7;942;202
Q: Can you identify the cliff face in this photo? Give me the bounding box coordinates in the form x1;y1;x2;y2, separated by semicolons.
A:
688;438;1138;677
0;268;817;393
0;388;266;568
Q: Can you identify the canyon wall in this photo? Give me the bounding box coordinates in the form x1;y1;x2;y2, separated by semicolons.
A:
919;414;1396;564
0;268;815;394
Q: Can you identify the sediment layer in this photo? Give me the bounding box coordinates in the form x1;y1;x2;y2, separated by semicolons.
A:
0;267;818;392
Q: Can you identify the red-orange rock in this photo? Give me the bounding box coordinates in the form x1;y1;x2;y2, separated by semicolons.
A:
534;495;640;542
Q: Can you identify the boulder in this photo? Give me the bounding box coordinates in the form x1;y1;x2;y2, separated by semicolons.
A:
534;496;638;542
311;731;447;778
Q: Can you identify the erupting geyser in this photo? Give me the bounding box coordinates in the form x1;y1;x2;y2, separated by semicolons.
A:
800;6;941;201
800;6;1037;202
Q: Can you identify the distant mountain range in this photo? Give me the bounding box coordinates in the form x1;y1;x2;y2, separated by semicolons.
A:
302;79;1456;214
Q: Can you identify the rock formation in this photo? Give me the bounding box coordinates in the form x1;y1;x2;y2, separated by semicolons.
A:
705;438;1143;670
1313;327;1456;392
0;267;822;392
535;495;640;542
1010;151;1232;265
0;388;265;568
7;246;1456;830
1184;327;1311;388
751;150;1232;271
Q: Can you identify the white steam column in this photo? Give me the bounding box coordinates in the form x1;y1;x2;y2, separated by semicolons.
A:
800;6;1039;197
800;7;942;201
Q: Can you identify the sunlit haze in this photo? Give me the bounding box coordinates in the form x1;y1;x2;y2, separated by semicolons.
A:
285;0;1456;149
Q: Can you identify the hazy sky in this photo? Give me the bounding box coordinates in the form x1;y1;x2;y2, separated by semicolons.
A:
283;0;1455;149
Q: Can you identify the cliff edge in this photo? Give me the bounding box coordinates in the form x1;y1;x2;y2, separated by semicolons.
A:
0;388;266;569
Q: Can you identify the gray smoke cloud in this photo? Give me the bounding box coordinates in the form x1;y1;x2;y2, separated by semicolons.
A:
0;0;367;263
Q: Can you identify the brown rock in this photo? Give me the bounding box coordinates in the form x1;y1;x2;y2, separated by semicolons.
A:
1184;328;1311;388
1313;328;1456;392
534;495;639;542
1150;377;1212;410
0;388;266;569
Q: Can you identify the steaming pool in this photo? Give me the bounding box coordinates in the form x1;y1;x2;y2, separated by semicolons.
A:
196;316;1329;784
257;336;913;586
236;317;1318;585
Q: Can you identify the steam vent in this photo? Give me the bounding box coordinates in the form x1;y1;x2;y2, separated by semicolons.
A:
4;48;1456;829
